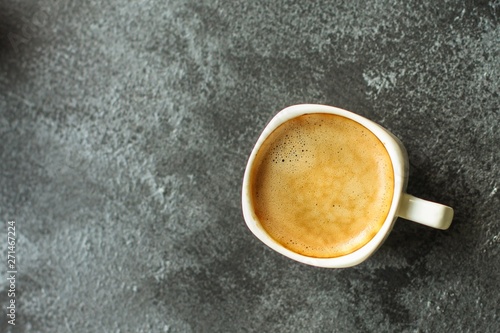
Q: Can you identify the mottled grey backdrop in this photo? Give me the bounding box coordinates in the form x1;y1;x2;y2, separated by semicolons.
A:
0;0;499;332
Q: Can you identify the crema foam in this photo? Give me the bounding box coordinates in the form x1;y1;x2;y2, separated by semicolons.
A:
250;113;394;258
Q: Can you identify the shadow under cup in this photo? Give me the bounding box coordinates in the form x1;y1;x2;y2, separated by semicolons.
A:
242;104;453;268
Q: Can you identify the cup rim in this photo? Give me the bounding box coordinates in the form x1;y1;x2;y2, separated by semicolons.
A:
241;104;407;268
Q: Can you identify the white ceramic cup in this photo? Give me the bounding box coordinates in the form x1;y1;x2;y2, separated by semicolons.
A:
241;104;454;268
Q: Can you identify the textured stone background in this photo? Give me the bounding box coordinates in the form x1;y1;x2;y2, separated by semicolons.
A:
0;0;499;332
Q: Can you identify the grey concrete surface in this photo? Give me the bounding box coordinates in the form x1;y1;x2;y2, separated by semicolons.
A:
0;0;499;332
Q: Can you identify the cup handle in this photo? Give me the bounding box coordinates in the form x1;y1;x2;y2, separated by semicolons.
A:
397;193;454;230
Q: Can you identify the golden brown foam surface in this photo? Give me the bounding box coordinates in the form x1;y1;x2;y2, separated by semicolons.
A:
250;113;394;258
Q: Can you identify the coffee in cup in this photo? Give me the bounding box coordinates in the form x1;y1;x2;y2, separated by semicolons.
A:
249;113;394;258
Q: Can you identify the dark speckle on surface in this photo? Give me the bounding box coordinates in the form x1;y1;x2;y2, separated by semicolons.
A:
0;0;499;332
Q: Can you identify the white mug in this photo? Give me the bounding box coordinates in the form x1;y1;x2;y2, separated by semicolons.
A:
241;104;454;268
